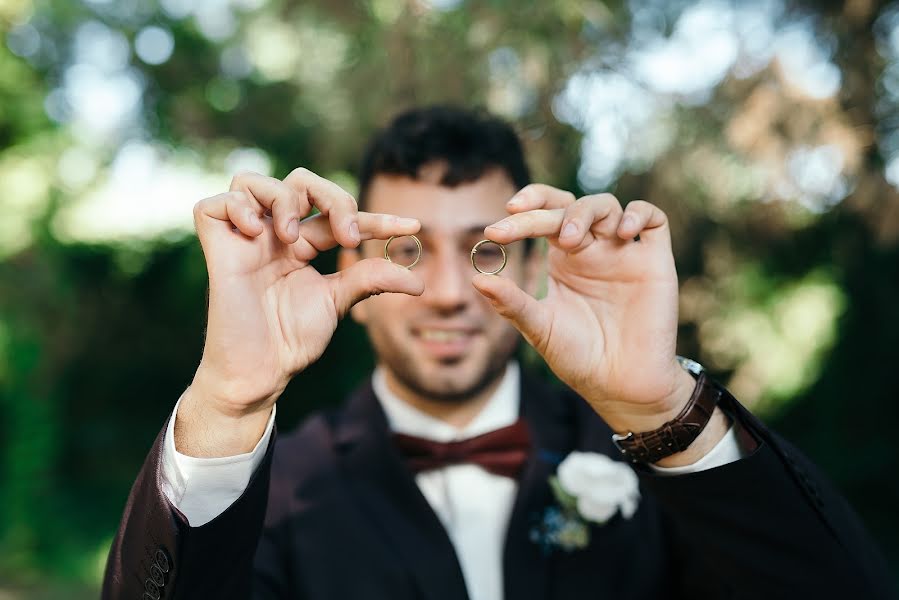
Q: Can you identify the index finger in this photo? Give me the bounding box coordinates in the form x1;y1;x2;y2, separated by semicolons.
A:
506;184;577;214
484;208;565;244
229;172;306;244
283;167;360;248
295;211;420;253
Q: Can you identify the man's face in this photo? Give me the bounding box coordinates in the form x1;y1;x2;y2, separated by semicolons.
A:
344;167;528;403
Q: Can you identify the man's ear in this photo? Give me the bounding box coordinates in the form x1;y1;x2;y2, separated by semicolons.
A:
337;249;369;324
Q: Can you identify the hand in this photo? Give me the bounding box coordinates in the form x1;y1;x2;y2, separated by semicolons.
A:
180;168;422;456
472;184;697;436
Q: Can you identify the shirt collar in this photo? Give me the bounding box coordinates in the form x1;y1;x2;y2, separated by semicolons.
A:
373;362;520;442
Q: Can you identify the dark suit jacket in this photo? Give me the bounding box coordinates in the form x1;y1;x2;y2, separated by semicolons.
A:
103;373;894;599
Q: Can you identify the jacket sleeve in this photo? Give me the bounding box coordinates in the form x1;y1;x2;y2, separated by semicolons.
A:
637;386;896;599
102;417;277;600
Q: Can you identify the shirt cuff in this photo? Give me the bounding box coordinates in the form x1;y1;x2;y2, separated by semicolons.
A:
648;421;745;476
160;393;276;526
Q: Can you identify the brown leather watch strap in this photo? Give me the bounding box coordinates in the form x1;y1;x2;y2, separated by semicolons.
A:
611;371;722;463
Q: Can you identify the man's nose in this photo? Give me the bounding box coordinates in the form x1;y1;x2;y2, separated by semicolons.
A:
421;250;470;312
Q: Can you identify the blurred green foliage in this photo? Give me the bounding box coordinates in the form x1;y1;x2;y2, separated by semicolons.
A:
1;0;898;595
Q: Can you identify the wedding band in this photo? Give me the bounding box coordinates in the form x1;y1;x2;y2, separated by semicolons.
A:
470;239;507;275
384;234;422;269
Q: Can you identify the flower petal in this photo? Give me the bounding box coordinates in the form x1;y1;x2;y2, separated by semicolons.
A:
576;494;617;524
556;451;642;523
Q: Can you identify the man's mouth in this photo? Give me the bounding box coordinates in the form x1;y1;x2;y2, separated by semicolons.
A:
418;329;471;342
412;327;479;359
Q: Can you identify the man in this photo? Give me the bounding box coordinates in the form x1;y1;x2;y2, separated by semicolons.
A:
103;106;893;599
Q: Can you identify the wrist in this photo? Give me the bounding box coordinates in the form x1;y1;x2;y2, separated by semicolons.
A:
602;367;698;435
174;374;279;458
604;359;728;466
651;406;730;467
191;363;285;418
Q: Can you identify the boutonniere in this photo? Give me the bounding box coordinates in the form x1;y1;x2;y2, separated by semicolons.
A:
530;451;641;553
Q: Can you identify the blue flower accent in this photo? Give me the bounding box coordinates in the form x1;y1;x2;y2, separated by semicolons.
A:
532;452;640;553
529;505;590;554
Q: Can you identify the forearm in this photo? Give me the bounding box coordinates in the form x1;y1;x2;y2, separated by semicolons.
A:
103;413;277;599
641;395;894;597
163;393;277;526
175;370;279;458
600;367;733;468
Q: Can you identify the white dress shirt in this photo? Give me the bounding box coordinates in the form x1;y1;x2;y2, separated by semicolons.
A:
160;362;743;600
373;363;521;600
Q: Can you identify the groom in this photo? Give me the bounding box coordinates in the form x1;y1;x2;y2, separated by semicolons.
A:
103;106;893;599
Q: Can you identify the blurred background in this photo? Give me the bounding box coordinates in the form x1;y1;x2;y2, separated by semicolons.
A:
1;0;897;596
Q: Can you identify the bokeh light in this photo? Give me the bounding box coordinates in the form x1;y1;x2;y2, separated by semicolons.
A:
1;0;898;593
134;26;175;66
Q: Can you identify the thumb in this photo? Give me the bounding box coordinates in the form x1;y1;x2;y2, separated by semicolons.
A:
472;274;549;351
330;257;424;318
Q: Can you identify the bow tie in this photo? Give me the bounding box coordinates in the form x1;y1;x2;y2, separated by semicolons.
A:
392;420;532;478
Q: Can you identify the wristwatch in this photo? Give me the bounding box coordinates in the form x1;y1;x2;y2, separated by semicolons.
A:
611;356;722;464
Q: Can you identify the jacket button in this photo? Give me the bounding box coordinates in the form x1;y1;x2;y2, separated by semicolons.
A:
150;563;165;586
154;548;170;573
143;578;161;600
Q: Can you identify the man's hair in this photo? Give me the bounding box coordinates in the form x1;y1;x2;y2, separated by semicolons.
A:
357;105;531;209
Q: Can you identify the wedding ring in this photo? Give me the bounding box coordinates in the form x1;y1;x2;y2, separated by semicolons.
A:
470;239;507;275
384;234;422;269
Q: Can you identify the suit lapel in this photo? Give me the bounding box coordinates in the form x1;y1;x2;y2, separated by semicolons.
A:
334;381;470;600
503;373;577;600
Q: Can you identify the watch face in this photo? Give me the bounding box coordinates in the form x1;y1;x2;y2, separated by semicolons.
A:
676;356;704;377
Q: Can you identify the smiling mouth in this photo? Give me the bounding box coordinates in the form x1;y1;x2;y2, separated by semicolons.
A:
410;326;485;364
416;329;474;342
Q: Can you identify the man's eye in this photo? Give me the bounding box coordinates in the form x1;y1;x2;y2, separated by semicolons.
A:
476;247;503;258
472;242;505;272
387;240;421;265
396;243;419;256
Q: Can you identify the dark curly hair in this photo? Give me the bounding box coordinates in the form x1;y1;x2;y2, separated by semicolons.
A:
357;105;531;209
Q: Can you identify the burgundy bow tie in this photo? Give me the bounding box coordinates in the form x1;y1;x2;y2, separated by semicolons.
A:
392;420;532;479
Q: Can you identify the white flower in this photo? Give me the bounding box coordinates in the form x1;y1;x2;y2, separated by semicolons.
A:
556;451;641;523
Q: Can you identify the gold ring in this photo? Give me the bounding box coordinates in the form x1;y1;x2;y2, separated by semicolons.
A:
384;234;422;269
470;239;507;275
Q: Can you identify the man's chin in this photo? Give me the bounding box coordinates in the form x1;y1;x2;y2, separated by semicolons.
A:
396;361;507;404
415;383;487;404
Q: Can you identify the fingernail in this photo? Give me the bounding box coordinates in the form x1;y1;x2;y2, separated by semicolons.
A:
349;221;360;242
507;195;522;207
488;222;511;232
621;215;635;230
561;222;578;238
248;210;261;227
287;219;299;238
